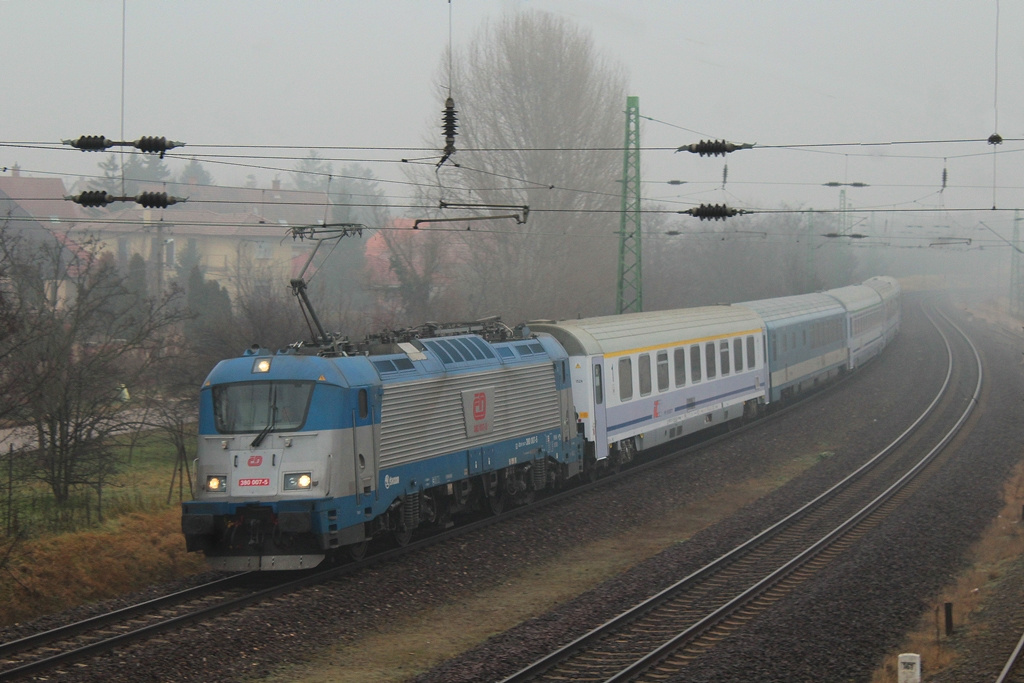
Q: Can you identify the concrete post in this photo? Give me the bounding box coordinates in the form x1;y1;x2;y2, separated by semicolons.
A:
898;653;921;683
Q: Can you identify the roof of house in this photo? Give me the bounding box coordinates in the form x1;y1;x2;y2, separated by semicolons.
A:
0;175;89;225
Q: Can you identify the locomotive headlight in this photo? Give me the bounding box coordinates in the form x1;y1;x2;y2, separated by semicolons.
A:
284;472;313;490
252;357;272;373
206;475;227;492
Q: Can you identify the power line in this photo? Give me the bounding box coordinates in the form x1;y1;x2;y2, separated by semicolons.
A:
6;136;1024;155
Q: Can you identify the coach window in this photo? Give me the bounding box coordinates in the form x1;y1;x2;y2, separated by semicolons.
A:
705;342;717;379
656;351;669;392
690;345;702;383
638;354;652;396
673;348;686;387
593;365;604;404
746;336;756;369
618;357;633;401
733;338;743;373
719;340;730;376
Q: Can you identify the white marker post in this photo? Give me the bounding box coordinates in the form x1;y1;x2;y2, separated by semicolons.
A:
897;653;921;683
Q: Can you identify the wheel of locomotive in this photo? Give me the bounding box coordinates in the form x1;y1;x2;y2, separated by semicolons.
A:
487;490;506;516
393;525;413;547
348;540;369;561
519;489;536;506
482;470;506;516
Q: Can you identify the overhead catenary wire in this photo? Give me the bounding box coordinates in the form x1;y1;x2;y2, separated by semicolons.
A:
5;212;1014;253
7;135;1024;155
6;114;1024;225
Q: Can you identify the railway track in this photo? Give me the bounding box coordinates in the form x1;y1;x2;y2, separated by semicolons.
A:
502;306;982;683
0;571;303;680
997;631;1024;683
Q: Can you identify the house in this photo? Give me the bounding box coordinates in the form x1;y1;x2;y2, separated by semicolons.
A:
0;170;325;299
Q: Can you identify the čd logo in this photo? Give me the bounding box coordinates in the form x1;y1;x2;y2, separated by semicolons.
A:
473;392;487;421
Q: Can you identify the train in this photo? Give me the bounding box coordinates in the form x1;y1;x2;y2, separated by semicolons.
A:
181;276;901;570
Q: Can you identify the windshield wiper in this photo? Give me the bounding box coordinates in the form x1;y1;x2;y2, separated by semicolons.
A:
250;387;277;448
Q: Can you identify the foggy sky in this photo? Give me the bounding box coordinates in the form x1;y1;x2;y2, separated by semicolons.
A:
3;0;1023;245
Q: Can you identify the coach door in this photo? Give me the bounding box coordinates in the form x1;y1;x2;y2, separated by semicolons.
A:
591;357;609;461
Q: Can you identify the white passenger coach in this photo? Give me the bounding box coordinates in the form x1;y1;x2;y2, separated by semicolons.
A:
531;305;767;466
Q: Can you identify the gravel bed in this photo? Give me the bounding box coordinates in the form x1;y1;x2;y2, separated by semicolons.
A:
10;293;1017;683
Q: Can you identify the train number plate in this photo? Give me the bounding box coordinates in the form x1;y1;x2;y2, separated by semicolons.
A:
237;478;270;487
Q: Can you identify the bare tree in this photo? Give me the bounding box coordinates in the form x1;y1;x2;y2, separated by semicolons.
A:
230;255;307;351
0;226;186;520
407;10;628;323
643;207;863;310
363;222;463;327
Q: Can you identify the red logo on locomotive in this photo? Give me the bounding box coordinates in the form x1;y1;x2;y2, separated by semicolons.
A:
247;455;263;467
473;392;487;421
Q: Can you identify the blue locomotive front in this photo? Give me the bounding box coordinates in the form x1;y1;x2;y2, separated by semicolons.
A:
181;348;379;570
182;332;584;570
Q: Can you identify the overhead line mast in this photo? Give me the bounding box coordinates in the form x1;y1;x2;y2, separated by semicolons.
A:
1012;210;1023;318
617;96;642;315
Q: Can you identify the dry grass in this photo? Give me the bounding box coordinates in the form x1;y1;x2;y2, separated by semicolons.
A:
0;507;206;626
870;457;1024;682
259;448;827;683
0;431;205;627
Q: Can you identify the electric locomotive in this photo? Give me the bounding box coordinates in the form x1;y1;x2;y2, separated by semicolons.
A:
181;323;584;570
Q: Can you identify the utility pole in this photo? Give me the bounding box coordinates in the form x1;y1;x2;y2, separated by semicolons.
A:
617;95;642;314
1011;210;1023;318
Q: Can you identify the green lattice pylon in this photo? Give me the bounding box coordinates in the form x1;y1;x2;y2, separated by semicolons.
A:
616;96;642;314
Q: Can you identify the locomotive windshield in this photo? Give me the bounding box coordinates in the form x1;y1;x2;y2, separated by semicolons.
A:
212;381;314;434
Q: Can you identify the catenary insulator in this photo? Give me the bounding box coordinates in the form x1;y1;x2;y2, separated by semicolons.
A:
71;190;114;207
442;97;458;156
66;135;113;152
134;136;182;158
681;203;743;221
135;191;181;209
675;139;754;156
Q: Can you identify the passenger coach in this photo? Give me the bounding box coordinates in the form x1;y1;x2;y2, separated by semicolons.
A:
736;293;847;403
531;306;767;468
826;282;889;369
863;276;901;344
